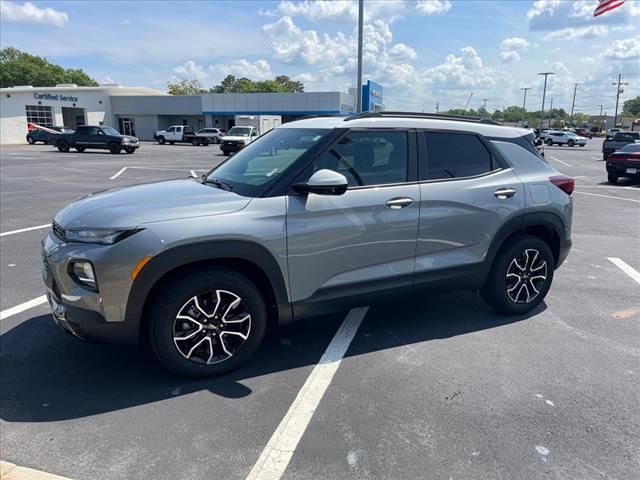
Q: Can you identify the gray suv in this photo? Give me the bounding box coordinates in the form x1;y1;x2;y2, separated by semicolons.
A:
42;112;573;377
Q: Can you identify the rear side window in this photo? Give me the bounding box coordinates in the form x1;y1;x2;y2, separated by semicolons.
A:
423;132;492;180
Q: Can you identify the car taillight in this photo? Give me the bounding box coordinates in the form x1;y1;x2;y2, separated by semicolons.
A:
549;175;574;196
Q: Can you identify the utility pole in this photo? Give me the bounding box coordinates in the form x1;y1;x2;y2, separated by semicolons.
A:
464;92;474;112
599;104;604;131
355;0;363;114
520;87;531;127
435;102;439;113
548;97;553;129
612;74;628;128
569;83;578;126
538;72;554;129
481;99;488;110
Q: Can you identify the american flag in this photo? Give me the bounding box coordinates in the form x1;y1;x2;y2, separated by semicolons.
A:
593;0;626;17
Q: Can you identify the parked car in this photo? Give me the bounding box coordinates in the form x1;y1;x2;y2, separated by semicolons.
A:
54;125;140;154
26;126;73;145
606;128;622;139
220;126;259;156
196;128;226;144
602;131;640;160
42;112;573;377
154;125;209;146
544;131;587;147
606;143;640;183
573;128;593;139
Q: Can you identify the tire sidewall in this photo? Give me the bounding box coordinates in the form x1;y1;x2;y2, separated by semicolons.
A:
57;140;69;152
482;234;555;315
158;136;165;145
150;270;267;378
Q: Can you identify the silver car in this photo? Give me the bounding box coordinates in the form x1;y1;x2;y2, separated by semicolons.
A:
42;112;573;377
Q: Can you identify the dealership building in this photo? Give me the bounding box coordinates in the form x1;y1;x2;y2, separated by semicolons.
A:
0;80;384;144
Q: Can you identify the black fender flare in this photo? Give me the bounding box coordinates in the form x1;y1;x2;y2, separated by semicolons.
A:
125;240;292;338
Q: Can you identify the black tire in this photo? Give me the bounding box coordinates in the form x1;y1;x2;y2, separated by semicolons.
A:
608;174;618;184
125;147;135;154
149;269;267;378
579;144;585;147
57;140;70;152
222;150;229;156
169;141;175;145
192;139;199;146
75;147;86;152
480;234;555;315
203;139;209;146
158;136;166;145
44;140;49;145
567;140;575;147
109;142;121;154
546;139;553;146
214;137;221;144
27;136;35;145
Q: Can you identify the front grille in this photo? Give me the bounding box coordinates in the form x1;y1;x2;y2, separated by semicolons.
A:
52;221;65;241
224;141;238;147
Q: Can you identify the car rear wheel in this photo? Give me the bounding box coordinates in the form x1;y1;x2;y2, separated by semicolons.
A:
607;174;618;184
75;147;86;152
567;140;575;147
109;142;121;154
149;269;267;378
546;139;553;146
57;140;70;152
27;136;35;144
158;136;166;145
481;234;554;315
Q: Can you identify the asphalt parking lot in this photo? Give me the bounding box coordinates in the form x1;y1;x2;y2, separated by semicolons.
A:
1;139;639;480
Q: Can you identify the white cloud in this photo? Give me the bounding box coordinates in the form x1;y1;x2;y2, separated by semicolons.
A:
415;0;452;15
0;1;68;27
263;0;406;23
173;60;208;80
388;43;417;61
500;51;520;63
101;76;116;84
544;25;608;41
209;59;273;81
294;72;317;83
528;0;640;31
500;37;530;52
604;37;640;59
423;47;502;89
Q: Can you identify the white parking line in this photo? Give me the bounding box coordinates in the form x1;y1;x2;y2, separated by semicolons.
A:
110;167;127;179
573;191;640;203
591;156;602;161
246;306;369;480
608;258;640;286
0;223;50;237
548;156;572;167
0;295;47;321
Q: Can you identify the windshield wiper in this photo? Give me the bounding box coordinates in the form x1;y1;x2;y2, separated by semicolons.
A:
203;178;234;191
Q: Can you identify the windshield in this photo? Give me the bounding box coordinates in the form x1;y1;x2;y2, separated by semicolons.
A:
102;127;120;136
228;127;252;137
206;128;330;196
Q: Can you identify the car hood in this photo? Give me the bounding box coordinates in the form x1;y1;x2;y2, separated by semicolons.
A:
54;179;251;229
223;135;251;142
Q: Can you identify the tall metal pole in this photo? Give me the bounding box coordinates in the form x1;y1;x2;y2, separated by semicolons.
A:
355;0;364;114
538;72;554;129
612;74;628;128
548;97;553;129
569;82;578;126
520;87;531;126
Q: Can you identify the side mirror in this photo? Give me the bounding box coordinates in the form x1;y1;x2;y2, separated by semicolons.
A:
293;169;348;196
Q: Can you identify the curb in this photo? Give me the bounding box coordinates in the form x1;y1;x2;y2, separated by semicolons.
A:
1;461;72;480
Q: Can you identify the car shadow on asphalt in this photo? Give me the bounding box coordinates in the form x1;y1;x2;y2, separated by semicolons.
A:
0;291;544;423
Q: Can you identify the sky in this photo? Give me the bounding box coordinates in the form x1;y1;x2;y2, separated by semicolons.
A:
1;0;639;115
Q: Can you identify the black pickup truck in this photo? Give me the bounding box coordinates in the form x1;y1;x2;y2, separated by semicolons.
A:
54;126;140;154
602;131;640;160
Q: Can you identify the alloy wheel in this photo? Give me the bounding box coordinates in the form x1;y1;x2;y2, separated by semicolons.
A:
505;249;548;304
173;290;251;364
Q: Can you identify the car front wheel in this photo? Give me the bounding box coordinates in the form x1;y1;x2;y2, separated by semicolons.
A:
481;234;554;315
567;140;575;147
546;139;553;146
149;269;267;377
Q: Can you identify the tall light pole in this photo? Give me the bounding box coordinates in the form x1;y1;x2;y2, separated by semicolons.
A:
355;0;364;114
612;74;628;128
520;87;531;126
569;82;578;126
538;72;554;129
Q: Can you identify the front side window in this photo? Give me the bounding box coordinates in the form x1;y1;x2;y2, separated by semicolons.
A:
206;128;331;196
423;132;493;180
302;130;408;187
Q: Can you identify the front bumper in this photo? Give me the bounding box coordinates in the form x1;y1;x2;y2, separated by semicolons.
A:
122;143;140;149
221;142;246;153
606;161;640;178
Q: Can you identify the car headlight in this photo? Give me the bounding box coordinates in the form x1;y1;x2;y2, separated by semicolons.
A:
121;138;130;143
69;260;97;289
64;228;142;245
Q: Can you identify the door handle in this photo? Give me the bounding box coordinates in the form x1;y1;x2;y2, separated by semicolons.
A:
494;188;517;199
385;197;414;209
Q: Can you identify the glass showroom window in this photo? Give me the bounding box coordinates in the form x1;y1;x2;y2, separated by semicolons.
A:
25;105;54;127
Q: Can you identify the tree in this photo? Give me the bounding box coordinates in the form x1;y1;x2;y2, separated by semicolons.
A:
623;96;640;116
211;74;305;93
167;79;207;95
0;47;97;88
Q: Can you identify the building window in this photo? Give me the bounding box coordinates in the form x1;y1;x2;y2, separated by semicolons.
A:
25;105;53;127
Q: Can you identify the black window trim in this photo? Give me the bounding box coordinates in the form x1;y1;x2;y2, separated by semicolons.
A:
417;128;507;183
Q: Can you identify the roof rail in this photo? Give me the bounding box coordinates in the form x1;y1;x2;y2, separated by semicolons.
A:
344;111;501;126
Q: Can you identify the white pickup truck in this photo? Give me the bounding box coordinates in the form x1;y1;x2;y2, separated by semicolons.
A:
220;126;259;156
154;125;209;146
